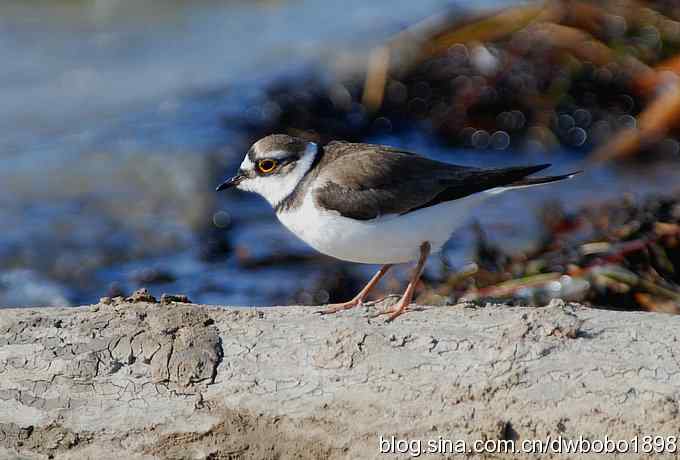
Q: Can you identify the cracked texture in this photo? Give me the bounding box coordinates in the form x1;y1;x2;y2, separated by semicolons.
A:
0;299;679;459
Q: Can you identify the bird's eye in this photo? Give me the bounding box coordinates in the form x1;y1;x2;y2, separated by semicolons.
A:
257;159;277;174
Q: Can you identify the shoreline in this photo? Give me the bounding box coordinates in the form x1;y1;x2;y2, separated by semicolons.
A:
1;299;678;459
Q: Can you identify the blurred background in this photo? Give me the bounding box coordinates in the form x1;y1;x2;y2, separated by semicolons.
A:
2;0;680;312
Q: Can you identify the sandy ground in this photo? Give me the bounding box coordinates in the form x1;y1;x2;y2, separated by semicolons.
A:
1;297;679;459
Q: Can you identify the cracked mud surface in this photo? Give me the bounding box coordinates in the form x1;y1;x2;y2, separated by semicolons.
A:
1;300;679;459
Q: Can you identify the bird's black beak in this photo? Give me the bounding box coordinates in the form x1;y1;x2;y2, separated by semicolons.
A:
216;174;245;191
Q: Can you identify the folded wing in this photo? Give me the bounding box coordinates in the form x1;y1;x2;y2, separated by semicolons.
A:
314;144;553;220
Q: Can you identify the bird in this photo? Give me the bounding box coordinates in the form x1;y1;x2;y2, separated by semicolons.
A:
217;134;579;321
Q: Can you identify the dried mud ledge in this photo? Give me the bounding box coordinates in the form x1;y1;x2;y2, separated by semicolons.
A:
1;299;679;460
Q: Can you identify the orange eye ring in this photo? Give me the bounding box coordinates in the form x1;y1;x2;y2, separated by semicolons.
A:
257;159;277;174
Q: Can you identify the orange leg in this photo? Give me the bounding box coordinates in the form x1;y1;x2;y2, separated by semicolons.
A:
374;242;431;322
317;264;393;315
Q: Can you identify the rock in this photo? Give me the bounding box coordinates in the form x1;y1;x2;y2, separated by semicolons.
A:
125;288;157;303
160;293;192;304
0;301;678;459
112;296;125;305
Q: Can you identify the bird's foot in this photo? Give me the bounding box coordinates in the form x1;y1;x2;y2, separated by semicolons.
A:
365;294;401;307
316;299;363;315
371;299;410;322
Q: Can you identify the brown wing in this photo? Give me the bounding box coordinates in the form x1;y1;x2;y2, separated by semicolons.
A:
314;143;551;220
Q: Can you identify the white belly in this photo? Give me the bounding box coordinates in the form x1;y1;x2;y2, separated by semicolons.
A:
277;191;498;264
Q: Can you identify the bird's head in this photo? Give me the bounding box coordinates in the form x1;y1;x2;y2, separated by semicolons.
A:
216;134;318;207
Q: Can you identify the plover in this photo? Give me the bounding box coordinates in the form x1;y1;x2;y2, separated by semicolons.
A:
217;134;579;321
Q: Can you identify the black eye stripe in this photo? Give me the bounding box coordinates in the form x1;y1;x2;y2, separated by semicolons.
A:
278;157;297;166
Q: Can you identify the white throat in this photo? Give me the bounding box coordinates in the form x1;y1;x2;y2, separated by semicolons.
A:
237;142;317;208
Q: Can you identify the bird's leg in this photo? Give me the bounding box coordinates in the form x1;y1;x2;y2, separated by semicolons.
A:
317;264;393;315
374;242;431;322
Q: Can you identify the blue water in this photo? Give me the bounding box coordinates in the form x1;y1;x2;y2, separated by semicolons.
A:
1;0;678;307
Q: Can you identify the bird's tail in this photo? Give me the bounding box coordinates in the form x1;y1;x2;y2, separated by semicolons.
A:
508;170;582;188
484;167;582;195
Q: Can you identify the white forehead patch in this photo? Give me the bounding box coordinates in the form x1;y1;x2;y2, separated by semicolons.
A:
236;142;317;208
239;155;254;171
